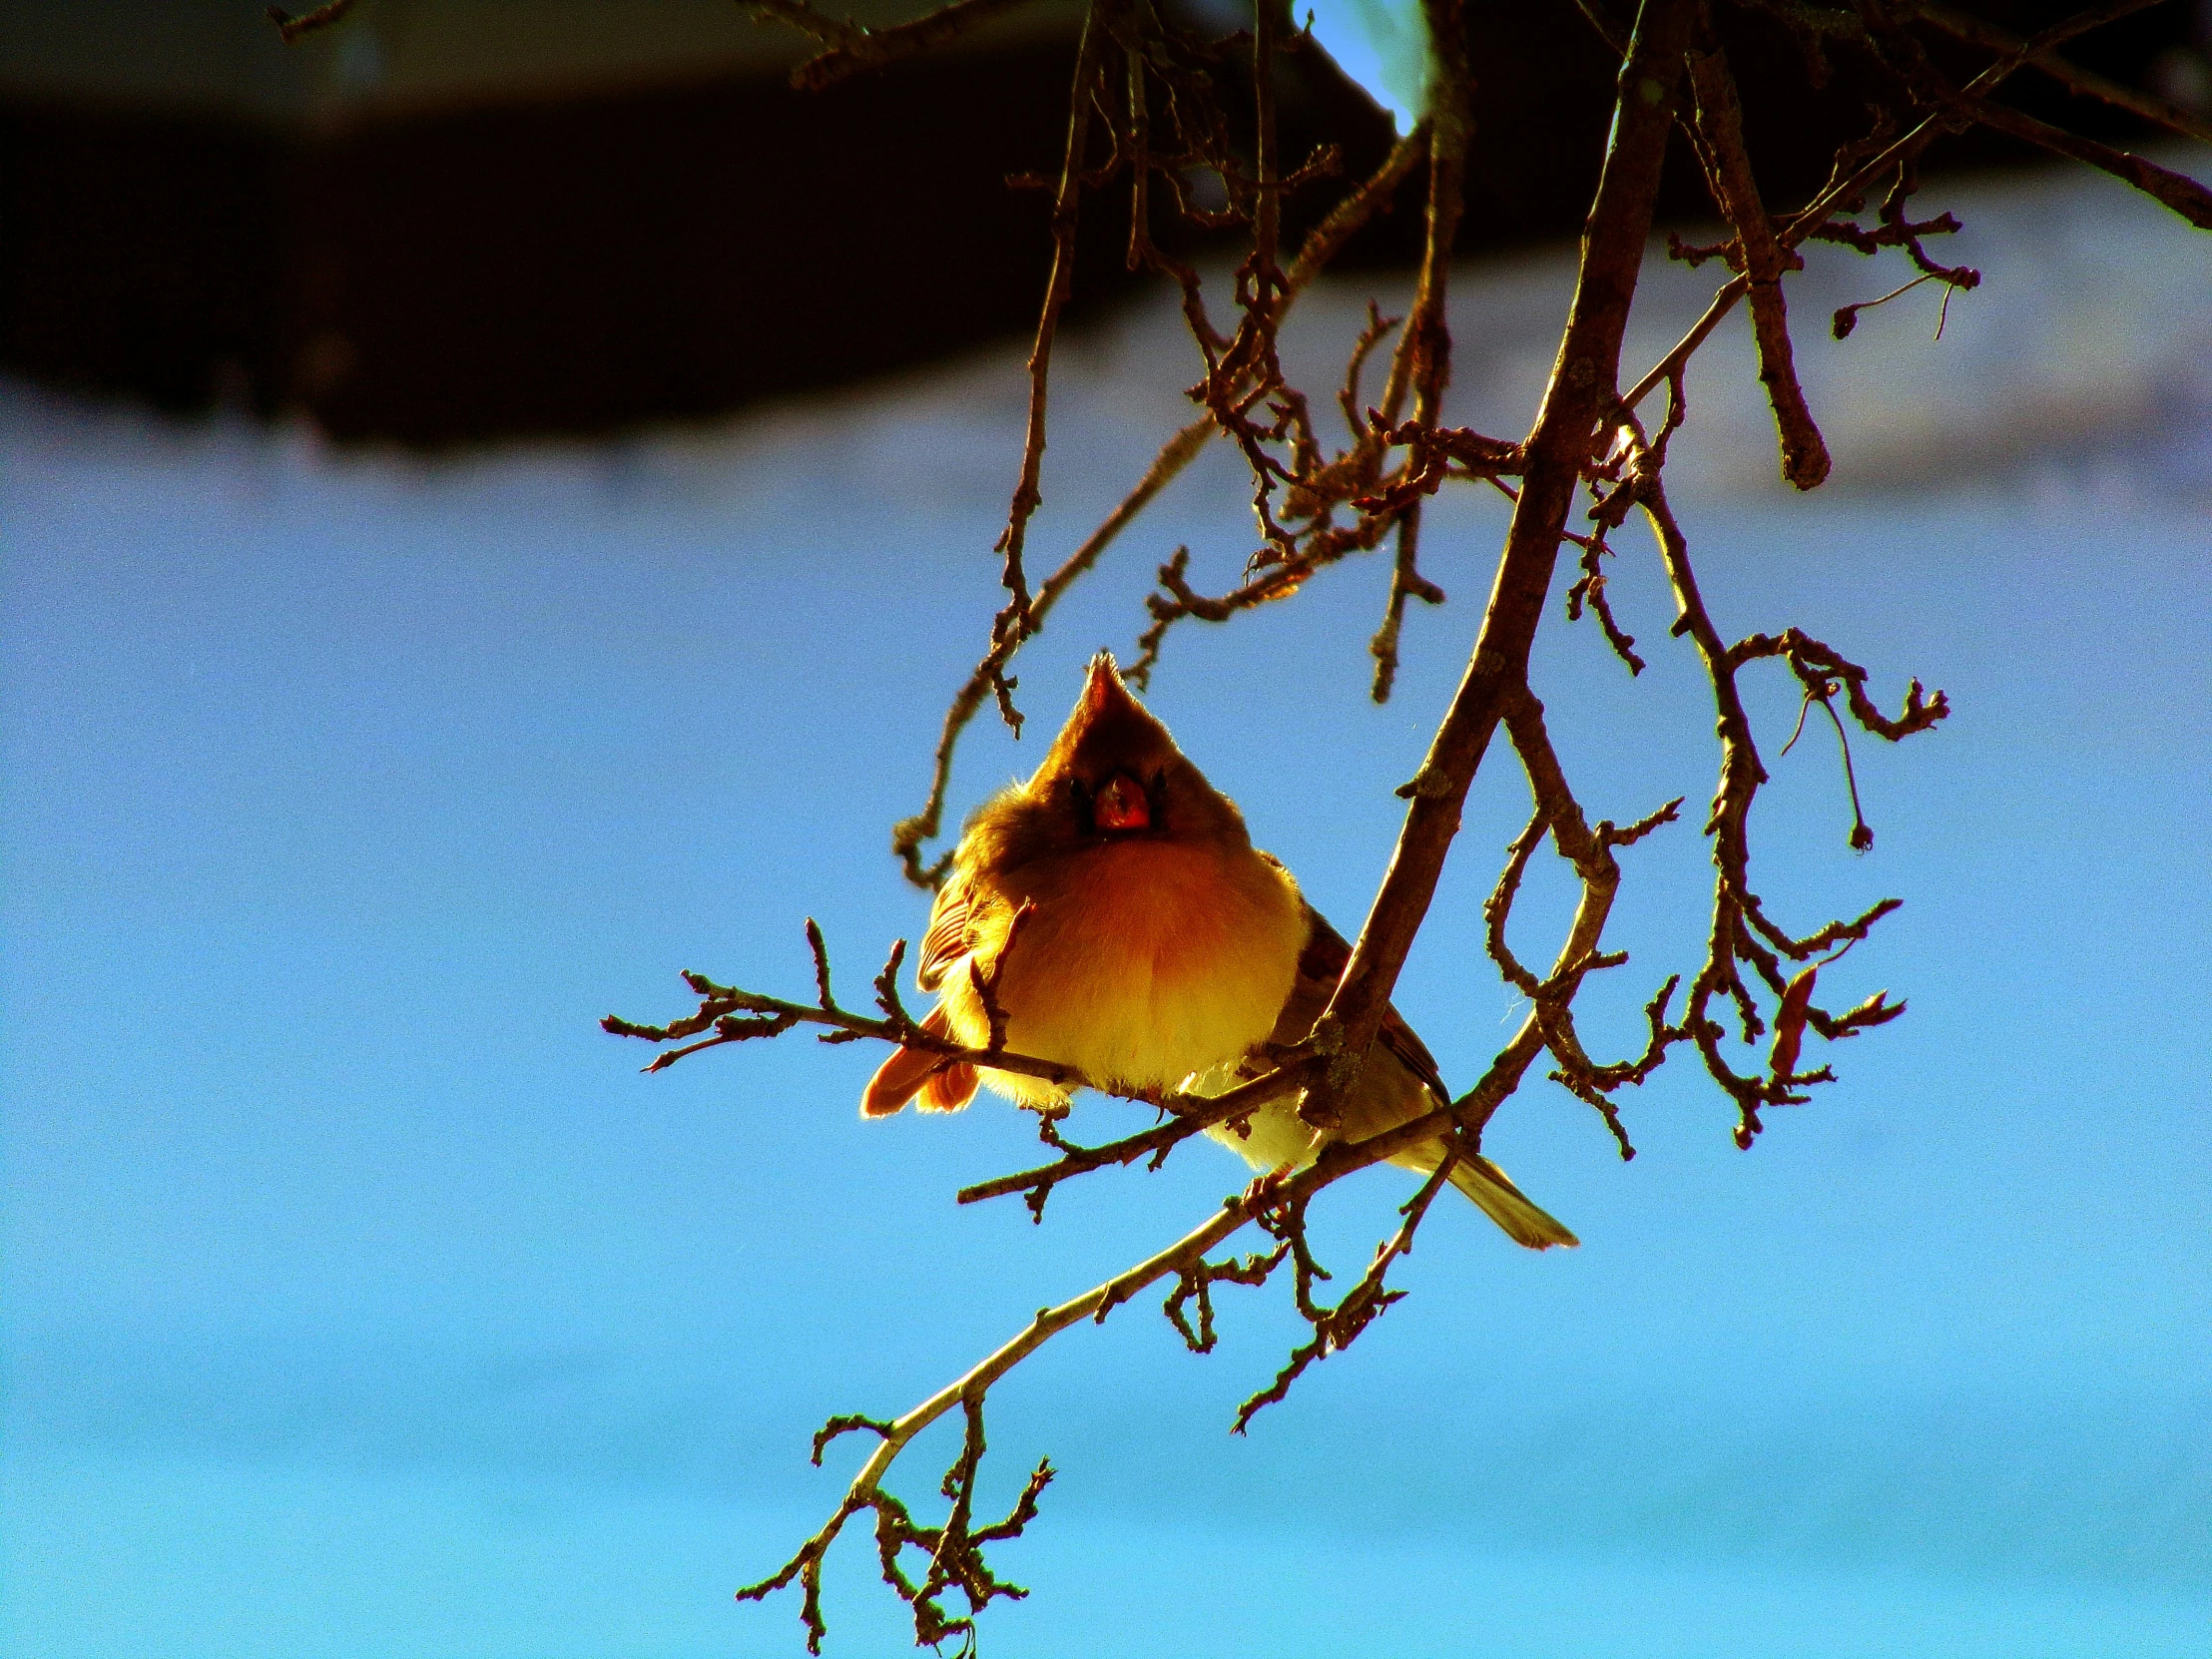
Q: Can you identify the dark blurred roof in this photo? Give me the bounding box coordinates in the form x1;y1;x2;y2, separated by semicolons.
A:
0;0;1084;121
2;0;1139;441
2;0;2200;445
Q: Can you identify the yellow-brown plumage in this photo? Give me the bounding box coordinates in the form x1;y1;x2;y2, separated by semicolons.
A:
863;655;1576;1251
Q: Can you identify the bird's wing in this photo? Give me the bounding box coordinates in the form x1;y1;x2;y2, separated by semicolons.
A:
1256;863;1574;1251
915;867;979;993
1271;899;1451;1108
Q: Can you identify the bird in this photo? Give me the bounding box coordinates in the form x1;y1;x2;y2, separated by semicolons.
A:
862;653;1576;1251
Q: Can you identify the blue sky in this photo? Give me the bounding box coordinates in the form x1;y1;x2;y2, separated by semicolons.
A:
1301;0;1430;130
4;162;2209;1658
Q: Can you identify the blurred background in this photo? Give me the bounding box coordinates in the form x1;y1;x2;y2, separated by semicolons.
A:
6;0;2208;439
3;3;2209;1657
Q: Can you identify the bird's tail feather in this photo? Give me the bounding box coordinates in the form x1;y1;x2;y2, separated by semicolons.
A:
1447;1155;1578;1250
860;1006;980;1118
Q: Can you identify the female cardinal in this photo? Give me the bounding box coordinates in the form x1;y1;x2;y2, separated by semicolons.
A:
863;655;1576;1250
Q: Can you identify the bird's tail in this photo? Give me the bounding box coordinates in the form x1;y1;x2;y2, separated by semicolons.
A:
1447;1155;1579;1250
860;1006;980;1117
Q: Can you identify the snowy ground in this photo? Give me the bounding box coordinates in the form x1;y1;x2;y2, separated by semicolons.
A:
4;157;2208;1658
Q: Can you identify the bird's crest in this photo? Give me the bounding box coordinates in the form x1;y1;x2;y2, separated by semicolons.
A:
1031;652;1179;790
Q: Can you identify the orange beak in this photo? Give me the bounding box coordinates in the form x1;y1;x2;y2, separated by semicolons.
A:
1094;772;1151;831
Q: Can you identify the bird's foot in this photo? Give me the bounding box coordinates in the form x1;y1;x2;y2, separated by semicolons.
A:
1238;1162;1298;1218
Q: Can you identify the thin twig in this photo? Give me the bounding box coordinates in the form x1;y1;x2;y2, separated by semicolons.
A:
1952;95;2212;231
1623;0;2192;417
1913;0;2212;146
746;1059;1559;1649
1306;0;1698;1127
890;125;1429;887
992;4;1114;648
1685;43;1831;489
955;1056;1327;1215
752;0;1046;92
267;0;356;44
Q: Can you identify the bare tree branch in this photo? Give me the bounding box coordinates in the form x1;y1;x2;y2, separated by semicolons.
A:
752;0;1046;92
1955;95;2212;229
1685;42;1831;489
1304;0;1699;1126
992;3;1115;645
598;0;2210;1643
890;125;1429;886
1913;0;2212;146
